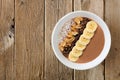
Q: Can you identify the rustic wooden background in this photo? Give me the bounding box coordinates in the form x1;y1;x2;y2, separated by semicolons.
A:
0;0;120;80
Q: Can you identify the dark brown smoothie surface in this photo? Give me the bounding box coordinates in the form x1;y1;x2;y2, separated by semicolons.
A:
64;26;105;63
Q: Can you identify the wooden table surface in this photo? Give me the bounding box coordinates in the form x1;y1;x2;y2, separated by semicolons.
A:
0;0;120;80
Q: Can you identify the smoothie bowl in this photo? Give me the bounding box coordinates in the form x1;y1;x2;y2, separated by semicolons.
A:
51;11;111;70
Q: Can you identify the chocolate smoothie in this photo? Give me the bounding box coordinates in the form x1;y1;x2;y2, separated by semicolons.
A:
59;17;105;63
76;26;104;63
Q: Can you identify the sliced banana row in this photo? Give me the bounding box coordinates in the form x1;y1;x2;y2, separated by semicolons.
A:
68;21;98;62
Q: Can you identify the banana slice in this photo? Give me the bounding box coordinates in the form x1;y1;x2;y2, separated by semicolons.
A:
86;21;98;33
78;35;90;45
68;53;79;62
75;41;86;50
71;47;83;57
83;29;94;39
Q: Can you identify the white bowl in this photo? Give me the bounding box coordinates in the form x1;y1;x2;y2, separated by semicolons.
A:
51;11;111;70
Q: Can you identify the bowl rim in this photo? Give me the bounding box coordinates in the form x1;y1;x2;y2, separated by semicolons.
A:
51;11;111;70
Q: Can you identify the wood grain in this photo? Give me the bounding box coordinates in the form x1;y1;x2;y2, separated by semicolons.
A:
74;0;104;80
0;0;120;80
45;0;59;79
15;0;44;80
0;0;14;80
105;0;120;80
45;0;73;80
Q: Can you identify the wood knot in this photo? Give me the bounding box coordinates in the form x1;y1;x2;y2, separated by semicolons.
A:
20;0;24;6
0;21;15;52
115;48;118;51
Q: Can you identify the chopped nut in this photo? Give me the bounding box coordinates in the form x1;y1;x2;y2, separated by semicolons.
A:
68;31;73;36
71;23;77;27
75;24;81;29
64;37;75;43
67;34;73;38
71;26;76;31
67;43;71;46
71;31;78;35
68;31;77;36
74;17;80;24
59;41;66;47
78;17;83;21
64;37;69;42
59;45;64;51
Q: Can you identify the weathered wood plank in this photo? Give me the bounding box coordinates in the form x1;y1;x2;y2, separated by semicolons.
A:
0;0;14;80
105;0;120;80
45;0;59;79
15;0;44;80
45;0;73;80
74;0;104;80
